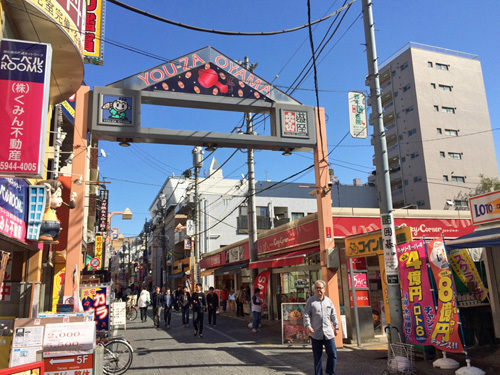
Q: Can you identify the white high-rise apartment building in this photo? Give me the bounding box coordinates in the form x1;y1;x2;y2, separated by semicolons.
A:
372;42;499;210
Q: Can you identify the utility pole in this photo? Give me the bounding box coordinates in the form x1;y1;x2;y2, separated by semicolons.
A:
362;0;403;339
243;56;259;288
192;146;204;285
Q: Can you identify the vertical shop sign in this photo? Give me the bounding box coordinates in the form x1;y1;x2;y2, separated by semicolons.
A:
381;214;399;284
348;91;367;139
427;239;464;353
397;240;435;345
0;178;28;241
0;40;52;178
448;248;488;302
81;285;109;332
97;189;108;233
84;0;106;65
94;235;103;270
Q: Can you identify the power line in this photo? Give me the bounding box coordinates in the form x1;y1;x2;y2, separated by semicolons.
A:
107;0;356;36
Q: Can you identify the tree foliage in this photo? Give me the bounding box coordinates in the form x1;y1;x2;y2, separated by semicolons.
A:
470;174;500;196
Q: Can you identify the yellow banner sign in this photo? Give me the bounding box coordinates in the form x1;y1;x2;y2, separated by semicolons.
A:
346;226;412;258
449;248;488;301
95;235;103;270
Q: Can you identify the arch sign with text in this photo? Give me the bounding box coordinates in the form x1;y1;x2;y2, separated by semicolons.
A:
89;46;316;152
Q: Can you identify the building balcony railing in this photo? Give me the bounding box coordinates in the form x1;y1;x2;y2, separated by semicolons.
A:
273;217;290;227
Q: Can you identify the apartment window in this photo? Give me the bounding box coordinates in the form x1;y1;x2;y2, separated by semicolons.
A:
436;128;442;134
394;91;399;97
440;151;445;158
431;83;436;89
410;152;419;159
405;107;414;114
439;84;452;91
239;206;248;216
443;175;449;181
441;107;455;114
428;61;433;68
417;200;425;207
455;200;468;209
403;84;411;92
408;129;416;137
396;113;401;119
391;70;396;76
414;176;422;183
436;63;449;70
448;152;462;159
404;180;409;186
401;156;406;163
291;212;305;221
434;105;439;112
451;176;466;183
257;206;269;216
401;62;409;71
445;129;458;136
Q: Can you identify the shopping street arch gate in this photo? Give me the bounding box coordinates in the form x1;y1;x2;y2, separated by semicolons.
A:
88;46;316;152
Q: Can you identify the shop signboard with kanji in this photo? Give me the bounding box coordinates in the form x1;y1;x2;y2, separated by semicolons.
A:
0;39;52;178
81;285;110;331
397;239;435;345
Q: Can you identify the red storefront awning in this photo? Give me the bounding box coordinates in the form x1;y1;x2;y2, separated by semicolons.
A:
248;248;318;269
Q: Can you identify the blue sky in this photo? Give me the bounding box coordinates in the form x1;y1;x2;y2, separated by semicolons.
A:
84;0;500;236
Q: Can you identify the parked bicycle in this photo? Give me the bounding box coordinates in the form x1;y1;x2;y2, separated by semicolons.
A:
126;304;138;321
99;335;134;375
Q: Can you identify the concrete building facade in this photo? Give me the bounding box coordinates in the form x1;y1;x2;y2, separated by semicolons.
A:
372;42;499;210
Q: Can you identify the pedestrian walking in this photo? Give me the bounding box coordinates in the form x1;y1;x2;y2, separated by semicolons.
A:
236;287;245;317
206;287;219;326
179;286;191;327
191;283;207;338
251;288;263;333
173;286;182;312
163;287;174;328
220;287;228;312
137;288;151;322
303;280;339;375
151;286;163;328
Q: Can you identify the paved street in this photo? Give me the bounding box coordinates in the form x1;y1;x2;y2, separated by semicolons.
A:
114;310;390;375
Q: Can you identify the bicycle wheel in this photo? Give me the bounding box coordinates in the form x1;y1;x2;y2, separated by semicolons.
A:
103;339;133;375
127;307;138;321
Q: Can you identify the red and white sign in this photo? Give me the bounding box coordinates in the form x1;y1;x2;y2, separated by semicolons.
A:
349;273;368;289
349;290;370;307
254;270;270;302
89;257;100;270
0;39;52;178
469;190;500;225
43;321;95;353
44;354;93;375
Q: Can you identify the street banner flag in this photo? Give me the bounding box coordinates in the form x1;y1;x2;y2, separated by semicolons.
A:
397;239;435;345
427;239;464;353
254;270;270;302
448;248;488;302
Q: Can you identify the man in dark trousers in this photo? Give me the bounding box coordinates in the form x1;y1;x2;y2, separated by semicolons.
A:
173;286;182;312
206;287;219;326
162;287;174;328
191;283;207;338
151;286;163;328
178;286;191;327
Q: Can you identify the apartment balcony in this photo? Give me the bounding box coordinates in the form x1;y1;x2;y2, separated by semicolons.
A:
383;111;395;126
381;91;393;107
237;215;272;234
387;143;400;159
274;217;290;227
379;69;391;86
174;229;187;244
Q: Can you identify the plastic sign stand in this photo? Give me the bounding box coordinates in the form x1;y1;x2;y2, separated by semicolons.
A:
433;351;459;370
455;359;485;375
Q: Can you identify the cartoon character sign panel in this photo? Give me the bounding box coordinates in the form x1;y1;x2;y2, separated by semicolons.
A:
282;303;309;345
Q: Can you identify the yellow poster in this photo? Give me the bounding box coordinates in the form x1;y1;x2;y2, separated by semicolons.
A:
51;264;65;311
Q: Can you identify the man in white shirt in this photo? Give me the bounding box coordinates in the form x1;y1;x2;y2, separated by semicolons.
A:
303;280;339;375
